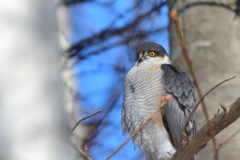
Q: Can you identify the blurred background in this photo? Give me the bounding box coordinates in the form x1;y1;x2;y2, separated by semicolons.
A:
65;0;240;160
67;1;168;160
1;0;240;160
66;0;168;160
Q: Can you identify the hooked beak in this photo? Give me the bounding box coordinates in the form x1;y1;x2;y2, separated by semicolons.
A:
138;53;144;62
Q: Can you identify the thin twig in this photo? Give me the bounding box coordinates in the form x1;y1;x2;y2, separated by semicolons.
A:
172;97;240;160
219;128;240;148
84;144;89;160
214;128;240;160
179;76;235;142
167;151;173;157
170;9;219;149
105;96;171;160
71;110;102;133
220;103;229;113
214;109;220;117
69;140;93;160
214;148;220;160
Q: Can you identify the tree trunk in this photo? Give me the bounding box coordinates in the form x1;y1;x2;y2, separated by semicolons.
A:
56;2;89;159
0;1;70;160
168;0;240;159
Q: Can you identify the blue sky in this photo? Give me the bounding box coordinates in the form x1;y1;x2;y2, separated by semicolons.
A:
69;1;169;159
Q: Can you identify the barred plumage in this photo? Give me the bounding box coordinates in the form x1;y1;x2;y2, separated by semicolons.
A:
121;42;197;160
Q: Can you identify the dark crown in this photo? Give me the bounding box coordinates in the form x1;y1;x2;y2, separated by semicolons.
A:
136;42;167;57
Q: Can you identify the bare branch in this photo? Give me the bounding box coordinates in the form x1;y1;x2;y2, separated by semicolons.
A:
84;144;89;160
69;139;93;160
219;128;240;148
180;76;235;142
71;110;102;133
220;103;229;113
67;1;167;58
171;97;240;160
106;95;171;160
63;0;117;7
215;127;240;159
170;9;218;148
214;109;220;117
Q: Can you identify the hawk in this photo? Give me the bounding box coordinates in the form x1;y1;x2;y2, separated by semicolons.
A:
121;42;197;160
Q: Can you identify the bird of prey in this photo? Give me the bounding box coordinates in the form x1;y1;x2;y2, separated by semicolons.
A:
121;42;197;160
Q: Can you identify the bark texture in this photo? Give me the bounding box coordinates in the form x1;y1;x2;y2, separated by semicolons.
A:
168;0;240;159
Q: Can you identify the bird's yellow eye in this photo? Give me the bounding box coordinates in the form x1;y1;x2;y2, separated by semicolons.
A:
149;51;155;56
139;53;143;57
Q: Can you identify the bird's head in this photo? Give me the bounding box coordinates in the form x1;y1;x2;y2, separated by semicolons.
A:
135;42;171;65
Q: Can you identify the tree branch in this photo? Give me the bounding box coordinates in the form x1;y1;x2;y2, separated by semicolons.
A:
171;97;240;160
69;140;93;160
106;95;171;160
71;110;102;133
67;1;167;58
214;127;240;160
180;76;236;142
170;9;217;148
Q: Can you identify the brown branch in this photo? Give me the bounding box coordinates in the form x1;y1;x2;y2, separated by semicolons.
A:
219;128;240;147
170;9;217;149
180;76;236;142
214;127;240;160
171;97;240;160
71;110;102;133
84;144;89;160
214;109;220;117
69;139;93;160
105;95;171;160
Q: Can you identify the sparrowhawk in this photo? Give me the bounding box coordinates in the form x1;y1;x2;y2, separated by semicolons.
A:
121;42;197;160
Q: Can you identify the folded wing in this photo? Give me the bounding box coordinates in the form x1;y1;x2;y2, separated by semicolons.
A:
161;64;197;149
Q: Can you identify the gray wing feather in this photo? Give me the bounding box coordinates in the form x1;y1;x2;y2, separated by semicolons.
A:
161;64;197;155
162;96;186;149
